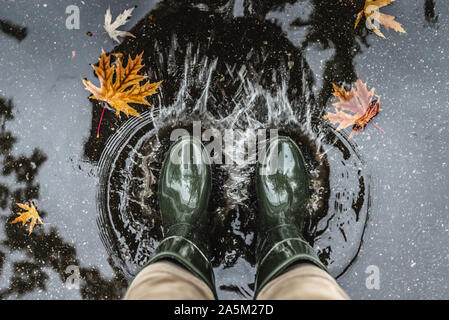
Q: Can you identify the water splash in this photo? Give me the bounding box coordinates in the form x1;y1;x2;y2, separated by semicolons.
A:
96;39;370;299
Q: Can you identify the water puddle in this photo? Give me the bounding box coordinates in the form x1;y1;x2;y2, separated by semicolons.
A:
95;42;370;299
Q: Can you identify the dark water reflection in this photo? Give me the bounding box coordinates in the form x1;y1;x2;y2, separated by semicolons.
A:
0;19;27;41
0;98;128;299
89;0;371;299
0;0;448;299
84;0;372;161
425;0;439;24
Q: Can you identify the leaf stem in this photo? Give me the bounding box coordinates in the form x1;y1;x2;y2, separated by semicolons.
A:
36;199;46;210
97;103;107;138
87;31;108;37
370;119;385;134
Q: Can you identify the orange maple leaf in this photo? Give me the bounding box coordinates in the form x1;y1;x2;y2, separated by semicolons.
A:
355;0;406;38
10;202;43;235
83;50;162;118
323;79;383;139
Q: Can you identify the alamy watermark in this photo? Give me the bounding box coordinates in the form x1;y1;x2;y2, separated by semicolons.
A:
65;265;80;290
168;121;282;175
364;5;381;32
365;265;380;290
65;5;80;30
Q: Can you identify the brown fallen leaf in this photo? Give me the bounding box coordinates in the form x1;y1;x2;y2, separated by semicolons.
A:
11;202;43;235
323;78;383;139
83;50;162;137
83;50;162;118
355;0;406;38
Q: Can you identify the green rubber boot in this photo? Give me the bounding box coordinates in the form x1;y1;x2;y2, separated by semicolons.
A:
146;135;216;297
254;136;327;297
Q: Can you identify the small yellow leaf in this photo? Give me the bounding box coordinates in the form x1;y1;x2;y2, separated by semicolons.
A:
354;0;405;38
11;202;43;235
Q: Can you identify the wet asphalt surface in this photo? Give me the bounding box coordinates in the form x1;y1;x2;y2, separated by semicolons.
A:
0;0;448;299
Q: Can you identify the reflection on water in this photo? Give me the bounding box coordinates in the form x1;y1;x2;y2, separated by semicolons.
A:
424;0;439;24
294;0;370;109
83;0;373;159
0;19;27;42
0;98;128;299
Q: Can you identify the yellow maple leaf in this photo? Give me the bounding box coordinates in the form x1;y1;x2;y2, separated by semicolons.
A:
82;50;162;118
355;0;406;38
10;202;43;235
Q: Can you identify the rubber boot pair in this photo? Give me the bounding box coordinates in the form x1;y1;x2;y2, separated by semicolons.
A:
145;135;326;298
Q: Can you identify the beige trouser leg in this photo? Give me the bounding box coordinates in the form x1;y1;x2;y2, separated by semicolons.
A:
256;263;350;300
124;261;215;300
125;261;348;300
